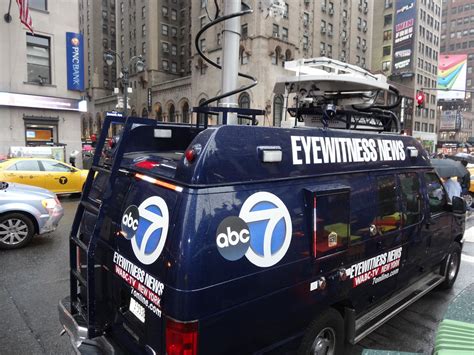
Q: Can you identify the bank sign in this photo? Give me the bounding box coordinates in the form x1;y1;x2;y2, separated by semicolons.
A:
66;32;84;91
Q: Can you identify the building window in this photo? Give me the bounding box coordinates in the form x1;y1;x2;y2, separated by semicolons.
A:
415;122;420;131
171;9;177;21
162;6;168;17
238;92;250;124
142;24;146;37
282;27;288;41
303;12;309;27
171;62;177;73
382;45;391;55
29;0;47;11
162;60;169;71
168;104;175;122
200;38;206;51
303;35;308;50
182;102;190;123
171;45;177;56
382;61;390;71
273;95;284;127
217;33;222;46
26;34;51;84
273;24;279;37
383;30;392;41
171;27;177;37
162;24;168;36
162;42;169;53
384;14;392;26
241;23;248;39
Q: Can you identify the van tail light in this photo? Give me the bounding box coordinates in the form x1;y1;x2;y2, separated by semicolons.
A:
166;318;198;355
135;160;160;170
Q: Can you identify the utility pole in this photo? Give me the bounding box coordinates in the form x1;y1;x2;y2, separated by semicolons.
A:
219;0;241;125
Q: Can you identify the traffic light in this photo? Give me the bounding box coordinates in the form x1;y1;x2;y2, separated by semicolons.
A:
416;91;425;108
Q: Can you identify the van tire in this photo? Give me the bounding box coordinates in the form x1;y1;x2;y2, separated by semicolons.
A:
0;213;35;249
298;308;345;355
440;242;461;289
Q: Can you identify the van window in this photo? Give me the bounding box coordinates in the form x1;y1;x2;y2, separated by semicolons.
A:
314;190;350;258
375;176;400;234
399;173;421;226
424;172;447;214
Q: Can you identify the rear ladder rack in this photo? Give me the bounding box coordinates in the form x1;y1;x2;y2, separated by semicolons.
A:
68;114;161;338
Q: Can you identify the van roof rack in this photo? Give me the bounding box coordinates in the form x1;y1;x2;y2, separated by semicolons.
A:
274;57;402;133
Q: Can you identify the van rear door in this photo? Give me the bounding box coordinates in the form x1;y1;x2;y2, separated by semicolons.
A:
99;176;182;353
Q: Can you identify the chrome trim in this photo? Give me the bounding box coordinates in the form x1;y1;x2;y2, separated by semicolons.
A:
58;298;88;351
354;274;444;343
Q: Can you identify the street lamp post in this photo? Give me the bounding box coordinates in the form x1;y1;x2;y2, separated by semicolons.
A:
104;49;145;117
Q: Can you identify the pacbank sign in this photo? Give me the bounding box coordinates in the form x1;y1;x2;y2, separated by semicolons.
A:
66;32;84;91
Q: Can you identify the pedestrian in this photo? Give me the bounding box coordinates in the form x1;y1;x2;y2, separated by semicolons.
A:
460;160;470;196
443;176;461;202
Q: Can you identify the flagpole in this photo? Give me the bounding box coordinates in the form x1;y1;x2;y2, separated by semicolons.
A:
4;0;12;23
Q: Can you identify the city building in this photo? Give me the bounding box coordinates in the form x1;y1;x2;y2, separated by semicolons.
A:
79;0;118;139
190;0;374;126
372;0;442;153
115;0;192;122
0;0;84;162
438;0;474;148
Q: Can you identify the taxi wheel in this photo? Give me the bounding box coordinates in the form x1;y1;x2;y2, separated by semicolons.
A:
440;242;461;289
0;213;35;249
298;308;344;355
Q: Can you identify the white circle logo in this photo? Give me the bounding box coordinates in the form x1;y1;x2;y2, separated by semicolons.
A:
129;196;169;265
239;192;292;267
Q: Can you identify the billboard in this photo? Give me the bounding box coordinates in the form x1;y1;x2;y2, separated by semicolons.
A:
392;0;416;74
437;54;467;100
439;110;462;130
66;32;84;91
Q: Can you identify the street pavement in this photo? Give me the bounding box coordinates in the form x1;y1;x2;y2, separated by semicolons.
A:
0;198;473;355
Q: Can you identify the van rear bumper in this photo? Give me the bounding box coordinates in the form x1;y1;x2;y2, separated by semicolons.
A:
59;297;118;354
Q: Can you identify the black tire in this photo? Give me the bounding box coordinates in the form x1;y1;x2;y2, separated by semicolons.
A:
298;308;345;355
440;242;462;289
0;213;35;249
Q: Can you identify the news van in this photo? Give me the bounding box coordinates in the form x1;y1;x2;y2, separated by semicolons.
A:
58;58;466;355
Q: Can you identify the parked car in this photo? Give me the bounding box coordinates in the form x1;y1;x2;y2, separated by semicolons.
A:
0;158;88;194
0;181;63;249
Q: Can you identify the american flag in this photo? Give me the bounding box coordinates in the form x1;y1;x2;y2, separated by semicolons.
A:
16;0;34;33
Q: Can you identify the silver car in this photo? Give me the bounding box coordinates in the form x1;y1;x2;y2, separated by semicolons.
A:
0;181;64;249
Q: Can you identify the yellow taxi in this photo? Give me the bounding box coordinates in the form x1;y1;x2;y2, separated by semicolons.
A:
0;158;88;194
469;166;474;194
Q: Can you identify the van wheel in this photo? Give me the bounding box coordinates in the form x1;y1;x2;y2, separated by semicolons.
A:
0;213;35;249
440;242;461;289
298;308;344;355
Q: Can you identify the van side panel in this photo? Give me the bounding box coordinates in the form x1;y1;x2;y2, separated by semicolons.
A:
164;174;414;353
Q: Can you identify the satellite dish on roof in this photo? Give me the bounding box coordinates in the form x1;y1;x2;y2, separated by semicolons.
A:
261;0;286;20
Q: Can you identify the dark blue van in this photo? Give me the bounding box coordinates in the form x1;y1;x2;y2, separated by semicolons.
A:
59;119;466;355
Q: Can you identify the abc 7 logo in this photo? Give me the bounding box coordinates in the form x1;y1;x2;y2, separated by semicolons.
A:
121;197;169;265
216;192;292;267
121;205;140;240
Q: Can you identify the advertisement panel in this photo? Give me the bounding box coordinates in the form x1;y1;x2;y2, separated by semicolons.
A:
437;55;467;100
66;32;84;91
439;110;461;130
392;0;416;74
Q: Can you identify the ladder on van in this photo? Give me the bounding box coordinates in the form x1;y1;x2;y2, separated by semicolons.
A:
67;114;158;338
